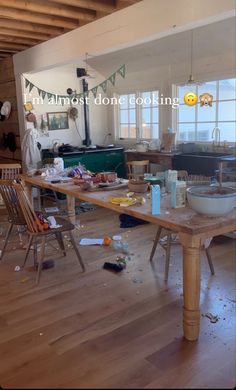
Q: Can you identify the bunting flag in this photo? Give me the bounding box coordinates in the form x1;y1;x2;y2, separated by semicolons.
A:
29;82;34;92
91;86;98;98
108;72;116;86
23;64;126;102
100;80;107;93
117;64;126;79
25;78;30;88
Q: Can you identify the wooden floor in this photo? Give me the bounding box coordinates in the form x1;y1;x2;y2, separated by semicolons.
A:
0;205;235;389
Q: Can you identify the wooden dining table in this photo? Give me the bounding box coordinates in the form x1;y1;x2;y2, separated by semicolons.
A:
21;175;236;342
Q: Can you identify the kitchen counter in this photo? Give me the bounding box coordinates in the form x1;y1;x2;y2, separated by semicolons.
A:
42;146;124;158
125;150;177;169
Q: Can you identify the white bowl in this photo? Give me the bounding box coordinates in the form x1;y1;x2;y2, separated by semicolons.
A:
186;185;236;217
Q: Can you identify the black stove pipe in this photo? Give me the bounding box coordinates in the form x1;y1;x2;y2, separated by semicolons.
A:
77;68;91;146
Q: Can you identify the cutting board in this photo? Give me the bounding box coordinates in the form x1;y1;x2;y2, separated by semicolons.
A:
88;181;128;191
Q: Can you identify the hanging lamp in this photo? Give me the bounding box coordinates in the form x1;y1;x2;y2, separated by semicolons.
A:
186;30;202;86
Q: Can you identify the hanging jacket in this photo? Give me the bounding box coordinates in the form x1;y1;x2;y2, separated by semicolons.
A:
21;128;41;171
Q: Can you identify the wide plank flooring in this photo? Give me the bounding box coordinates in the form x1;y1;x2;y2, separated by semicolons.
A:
0;205;235;389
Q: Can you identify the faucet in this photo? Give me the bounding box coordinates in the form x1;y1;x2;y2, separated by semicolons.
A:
212;127;221;148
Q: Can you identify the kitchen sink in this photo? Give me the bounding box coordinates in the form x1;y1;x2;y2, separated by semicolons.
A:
172;152;235;176
182;152;232;157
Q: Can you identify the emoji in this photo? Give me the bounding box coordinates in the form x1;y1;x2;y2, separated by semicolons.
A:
199;92;213;106
184;92;198;106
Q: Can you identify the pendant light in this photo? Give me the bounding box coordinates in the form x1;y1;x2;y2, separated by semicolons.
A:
186;30;202;86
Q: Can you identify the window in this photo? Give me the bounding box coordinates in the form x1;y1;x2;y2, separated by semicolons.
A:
117;90;159;140
176;78;236;142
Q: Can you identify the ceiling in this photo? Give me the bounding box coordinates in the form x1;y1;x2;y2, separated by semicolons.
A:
0;0;142;60
86;17;236;74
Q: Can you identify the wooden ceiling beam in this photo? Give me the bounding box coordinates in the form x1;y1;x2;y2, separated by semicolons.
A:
0;35;39;45
116;0;141;10
48;0;116;14
0;19;68;35
0;42;29;50
0;0;96;22
0;48;18;53
0;28;51;41
0;8;80;29
0;53;11;58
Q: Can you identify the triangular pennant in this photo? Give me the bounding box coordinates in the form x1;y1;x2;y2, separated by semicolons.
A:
100;80;107;93
41;91;46;100
25;78;30;89
47;92;52;99
83;91;89;98
117;64;126;79
37;88;42;96
29;82;34;92
48;95;56;104
108;73;116;86
91;86;98;98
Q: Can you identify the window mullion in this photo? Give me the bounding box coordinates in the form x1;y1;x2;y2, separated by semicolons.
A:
150;102;153;138
216;81;219;127
136;92;141;140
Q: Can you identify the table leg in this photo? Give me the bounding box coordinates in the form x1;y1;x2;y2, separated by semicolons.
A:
179;233;201;341
67;195;76;224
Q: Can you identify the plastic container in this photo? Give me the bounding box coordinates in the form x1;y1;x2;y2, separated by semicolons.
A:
170;180;186;208
165;170;178;192
151;184;161;215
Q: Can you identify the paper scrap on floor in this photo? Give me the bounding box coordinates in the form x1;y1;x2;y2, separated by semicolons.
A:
79;238;104;245
44;207;59;213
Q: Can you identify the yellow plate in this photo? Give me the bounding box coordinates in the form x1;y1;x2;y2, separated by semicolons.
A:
109;197;136;206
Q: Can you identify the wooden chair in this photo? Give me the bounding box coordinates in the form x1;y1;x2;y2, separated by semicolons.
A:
0;163;21;179
0;180;85;283
0;163;21;206
127;160;150;180
0;164;23;249
149;226;215;281
0;179;26;260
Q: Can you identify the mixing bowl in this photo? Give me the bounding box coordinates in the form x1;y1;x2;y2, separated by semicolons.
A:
186;185;236;217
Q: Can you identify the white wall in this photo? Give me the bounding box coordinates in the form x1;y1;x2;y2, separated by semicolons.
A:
13;0;236;149
23;64;109;149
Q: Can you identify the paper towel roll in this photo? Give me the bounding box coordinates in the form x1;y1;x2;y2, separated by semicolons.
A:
53;157;64;173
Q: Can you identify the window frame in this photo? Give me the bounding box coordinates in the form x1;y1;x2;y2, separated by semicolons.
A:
114;89;160;141
173;78;236;143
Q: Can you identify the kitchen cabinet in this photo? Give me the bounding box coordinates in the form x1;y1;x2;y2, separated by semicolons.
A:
42;148;126;177
62;149;126;177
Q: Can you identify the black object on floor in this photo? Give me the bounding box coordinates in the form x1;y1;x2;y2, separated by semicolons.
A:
119;213;150;228
103;262;125;272
36;259;55;270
